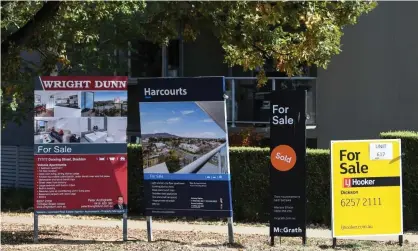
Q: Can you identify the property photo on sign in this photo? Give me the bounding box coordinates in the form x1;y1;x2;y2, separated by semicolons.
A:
81;91;128;117
269;90;307;244
33;76;128;215
141;102;227;175
138;77;233;218
330;139;403;241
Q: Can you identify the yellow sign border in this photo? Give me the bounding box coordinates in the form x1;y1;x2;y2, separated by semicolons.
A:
330;139;403;238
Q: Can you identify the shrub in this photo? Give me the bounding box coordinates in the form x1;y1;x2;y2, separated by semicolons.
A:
2;131;417;230
127;144;144;214
228;128;269;147
380;131;418;229
1;188;33;211
229;147;331;225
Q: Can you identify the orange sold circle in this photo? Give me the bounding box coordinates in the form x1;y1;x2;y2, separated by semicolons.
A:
270;145;297;171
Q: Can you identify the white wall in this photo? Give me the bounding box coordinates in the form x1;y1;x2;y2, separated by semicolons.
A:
90;117;105;130
52;118;81;135
54;106;81;117
316;2;418;148
80;118;89;132
107;117;127;142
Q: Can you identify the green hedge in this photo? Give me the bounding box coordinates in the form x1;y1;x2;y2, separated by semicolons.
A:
98;131;418;229
229;147;331;225
2;131;417;230
128;145;332;225
380;131;418;229
1;188;33;210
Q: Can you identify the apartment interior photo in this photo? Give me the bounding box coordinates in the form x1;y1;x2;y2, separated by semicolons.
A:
34;117;81;144
34;91;82;117
80;117;127;143
34;92;54;117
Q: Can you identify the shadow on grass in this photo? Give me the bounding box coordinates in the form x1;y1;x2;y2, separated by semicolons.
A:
153;238;245;249
39;239;126;245
1;230;69;245
195;242;245;249
319;243;367;249
153;238;188;245
1;230;144;246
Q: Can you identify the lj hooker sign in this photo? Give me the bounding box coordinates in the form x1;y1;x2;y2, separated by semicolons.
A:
331;139;403;238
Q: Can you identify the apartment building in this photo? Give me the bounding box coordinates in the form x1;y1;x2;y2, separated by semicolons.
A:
2;1;418;151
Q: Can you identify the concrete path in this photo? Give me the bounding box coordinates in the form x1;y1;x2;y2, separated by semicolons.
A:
2;215;417;243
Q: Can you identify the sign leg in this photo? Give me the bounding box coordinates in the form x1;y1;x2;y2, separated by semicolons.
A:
227;217;234;244
302;235;307;245
399;235;403;246
122;213;128;241
332;238;337;248
34;213;39;243
146;216;153;242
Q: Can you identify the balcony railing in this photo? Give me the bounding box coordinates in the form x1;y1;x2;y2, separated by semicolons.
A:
224;77;317;129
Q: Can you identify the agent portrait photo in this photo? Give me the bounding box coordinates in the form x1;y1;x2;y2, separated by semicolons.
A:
113;195;127;209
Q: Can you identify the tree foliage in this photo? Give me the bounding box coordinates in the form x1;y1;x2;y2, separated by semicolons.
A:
1;1;377;127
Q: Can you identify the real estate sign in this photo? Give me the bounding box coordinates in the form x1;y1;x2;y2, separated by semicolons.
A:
269;90;307;238
331;139;403;237
138;77;233;217
34;76;128;214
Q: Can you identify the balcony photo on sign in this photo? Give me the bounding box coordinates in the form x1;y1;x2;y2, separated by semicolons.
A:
140;101;228;175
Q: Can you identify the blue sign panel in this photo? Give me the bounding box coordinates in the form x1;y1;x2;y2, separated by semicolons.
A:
138;77;233;217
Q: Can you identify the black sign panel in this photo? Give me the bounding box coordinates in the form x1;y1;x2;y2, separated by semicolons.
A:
139;77;233;218
138;77;224;102
269;90;306;237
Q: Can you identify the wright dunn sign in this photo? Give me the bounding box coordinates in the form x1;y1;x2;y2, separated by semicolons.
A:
269;90;307;239
34;76;128;215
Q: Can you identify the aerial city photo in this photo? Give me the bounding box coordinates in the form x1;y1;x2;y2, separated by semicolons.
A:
81;91;127;117
140;101;229;174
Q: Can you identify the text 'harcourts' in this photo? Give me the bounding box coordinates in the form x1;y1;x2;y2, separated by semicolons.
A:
144;88;187;97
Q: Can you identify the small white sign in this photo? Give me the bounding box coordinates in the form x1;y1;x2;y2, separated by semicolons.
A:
369;142;393;160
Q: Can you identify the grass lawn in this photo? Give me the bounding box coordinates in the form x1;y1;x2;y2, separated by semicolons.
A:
1;222;417;251
0;212;273;227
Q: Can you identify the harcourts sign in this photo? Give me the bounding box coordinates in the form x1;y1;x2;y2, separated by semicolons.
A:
138;77;224;102
144;87;188;98
269;90;307;244
138;77;233;219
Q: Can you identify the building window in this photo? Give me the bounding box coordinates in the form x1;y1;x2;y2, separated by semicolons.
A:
131;40;162;77
130;39;181;78
307;138;318;149
276;79;316;125
127;134;141;144
225;78;317;126
168;39;180;77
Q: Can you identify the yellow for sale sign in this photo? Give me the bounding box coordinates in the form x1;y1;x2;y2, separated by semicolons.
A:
331;139;403;238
